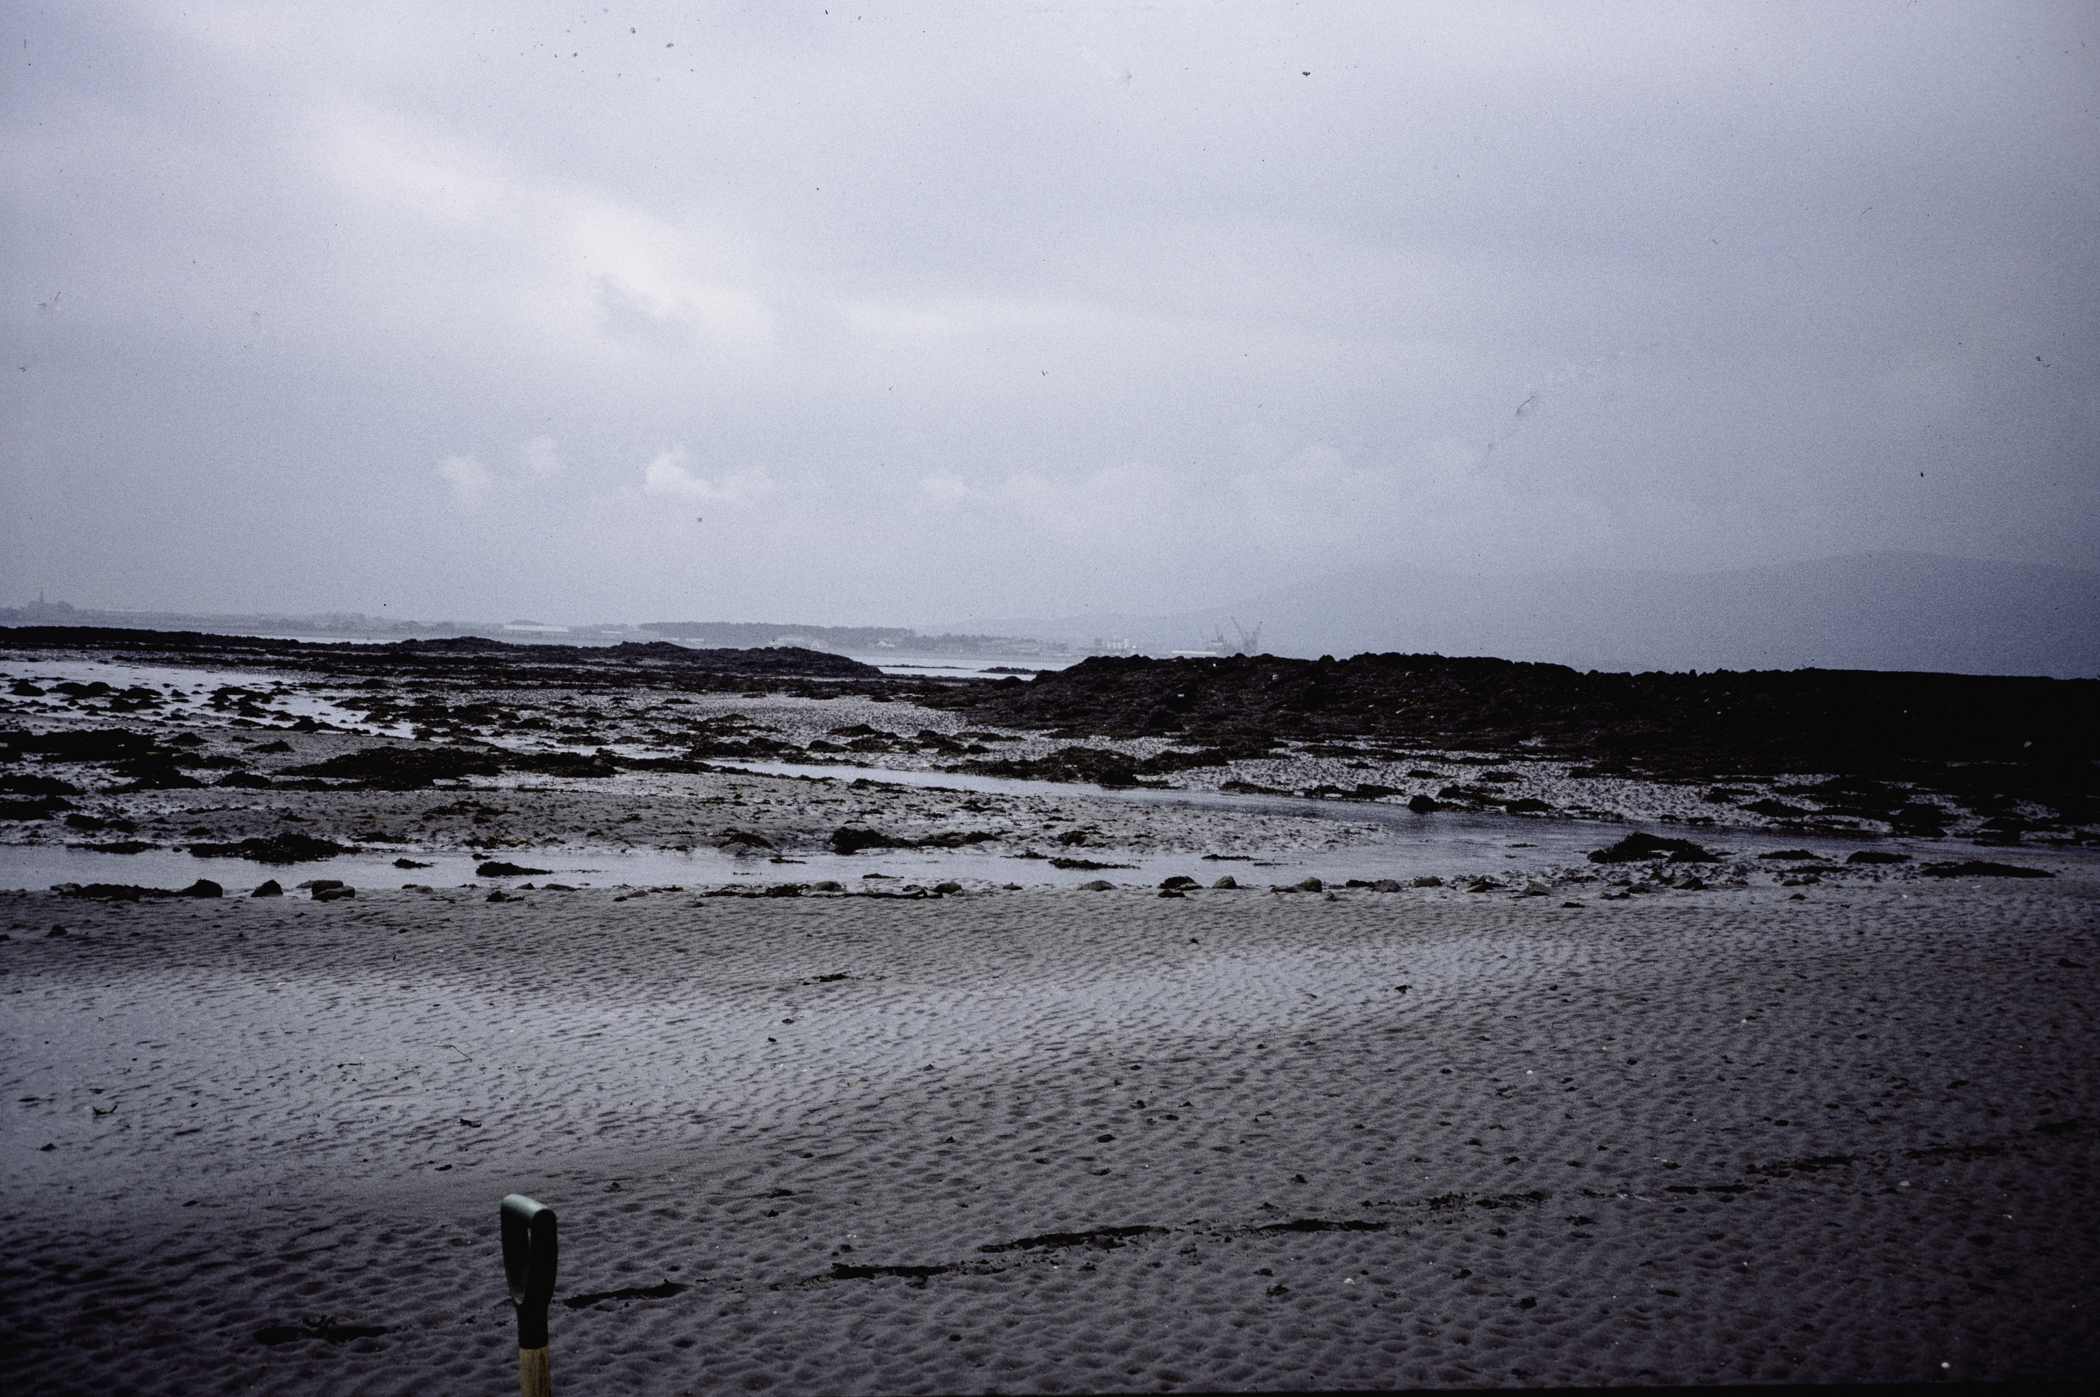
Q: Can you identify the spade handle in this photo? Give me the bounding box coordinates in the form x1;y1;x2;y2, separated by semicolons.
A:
501;1194;558;1396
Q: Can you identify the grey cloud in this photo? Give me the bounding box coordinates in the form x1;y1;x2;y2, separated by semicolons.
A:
3;1;2095;648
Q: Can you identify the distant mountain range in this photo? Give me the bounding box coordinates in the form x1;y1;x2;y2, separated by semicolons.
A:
940;554;2100;678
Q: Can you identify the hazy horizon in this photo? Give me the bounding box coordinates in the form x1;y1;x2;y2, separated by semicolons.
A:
6;3;2097;636
8;548;2098;680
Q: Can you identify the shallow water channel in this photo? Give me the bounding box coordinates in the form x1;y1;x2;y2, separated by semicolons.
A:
1;759;1980;897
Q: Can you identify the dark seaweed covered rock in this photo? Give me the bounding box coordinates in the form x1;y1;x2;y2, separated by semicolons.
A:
1588;832;1722;864
0;773;81;796
1;727;165;764
961;746;1145;788
287;746;503;788
508;750;620;779
1920;860;2053;878
187;833;351;863
937;652;2100;828
56;879;221;900
832;827;901;855
1;796;73;820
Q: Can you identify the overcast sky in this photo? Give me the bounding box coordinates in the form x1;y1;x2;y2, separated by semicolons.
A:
4;2;2095;627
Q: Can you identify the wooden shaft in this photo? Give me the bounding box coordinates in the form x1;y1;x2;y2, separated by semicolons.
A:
519;1345;551;1397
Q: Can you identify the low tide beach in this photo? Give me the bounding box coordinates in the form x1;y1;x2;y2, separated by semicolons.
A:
3;633;2096;1391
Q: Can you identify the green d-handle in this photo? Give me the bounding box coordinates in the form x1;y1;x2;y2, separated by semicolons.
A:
501;1194;558;1397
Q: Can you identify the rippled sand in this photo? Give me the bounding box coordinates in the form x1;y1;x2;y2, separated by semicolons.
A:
5;873;2096;1392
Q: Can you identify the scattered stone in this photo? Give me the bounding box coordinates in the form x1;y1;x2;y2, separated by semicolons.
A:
1077;879;1115;891
1211;875;1239;889
251;879;283;897
476;861;551;877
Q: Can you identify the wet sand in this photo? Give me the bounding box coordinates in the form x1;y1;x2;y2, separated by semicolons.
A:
5;873;2097;1392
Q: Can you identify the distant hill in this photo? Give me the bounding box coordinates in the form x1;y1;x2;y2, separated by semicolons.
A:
943;554;2100;678
635;621;1057;656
